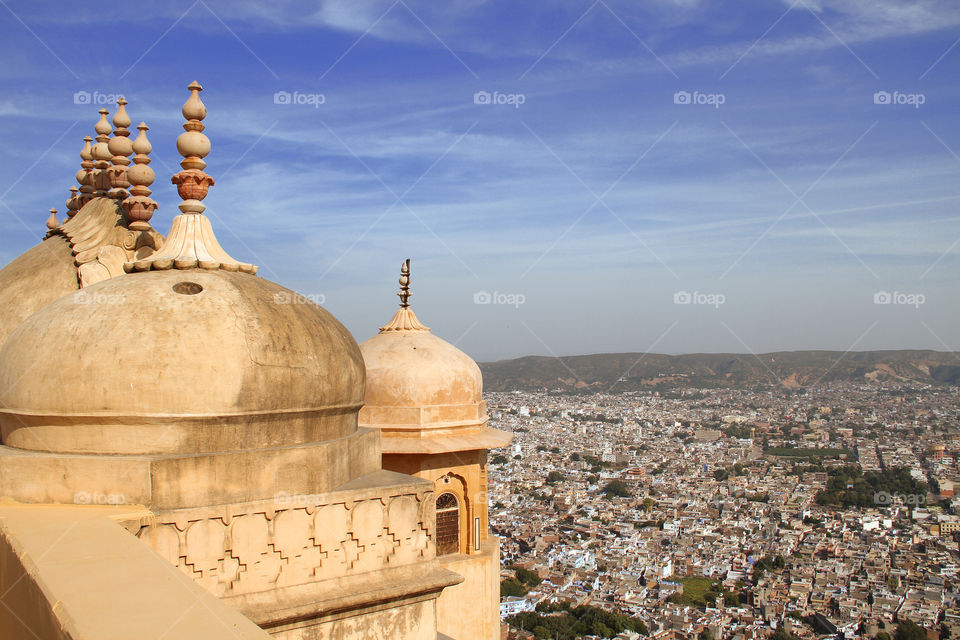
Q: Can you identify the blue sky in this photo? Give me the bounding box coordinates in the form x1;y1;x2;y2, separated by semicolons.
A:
0;0;958;361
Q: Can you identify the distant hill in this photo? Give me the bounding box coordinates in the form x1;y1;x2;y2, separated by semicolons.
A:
478;350;960;391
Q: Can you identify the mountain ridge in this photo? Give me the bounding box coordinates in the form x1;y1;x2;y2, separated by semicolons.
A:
478;349;960;391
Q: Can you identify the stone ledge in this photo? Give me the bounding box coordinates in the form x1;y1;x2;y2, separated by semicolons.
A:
0;505;269;640
232;562;464;629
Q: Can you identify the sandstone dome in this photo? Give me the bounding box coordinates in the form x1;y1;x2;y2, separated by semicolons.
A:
0;235;79;349
359;306;484;430
0;197;166;351
0;268;365;455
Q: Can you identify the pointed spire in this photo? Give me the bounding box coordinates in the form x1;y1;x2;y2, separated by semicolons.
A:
122;122;158;231
124;82;256;274
65;186;81;217
379;258;429;333
398;258;411;308
91;108;112;197
45;208;59;230
107;97;133;199
77;136;95;203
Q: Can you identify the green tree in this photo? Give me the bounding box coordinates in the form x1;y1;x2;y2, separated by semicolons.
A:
699;629;714;640
508;565;542;588
602;480;631;498
772;627;795;640
895;620;926;640
500;578;527;597
546;471;565;484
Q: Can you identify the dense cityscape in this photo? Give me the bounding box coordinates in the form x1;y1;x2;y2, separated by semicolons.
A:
489;383;960;640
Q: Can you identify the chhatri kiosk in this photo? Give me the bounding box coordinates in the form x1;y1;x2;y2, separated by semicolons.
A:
0;82;508;640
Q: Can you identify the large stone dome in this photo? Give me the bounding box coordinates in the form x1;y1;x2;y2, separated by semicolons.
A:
359;307;484;429
0;197;166;351
0;235;78;349
0;268;365;455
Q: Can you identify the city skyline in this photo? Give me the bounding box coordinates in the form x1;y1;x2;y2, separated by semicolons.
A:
0;0;958;360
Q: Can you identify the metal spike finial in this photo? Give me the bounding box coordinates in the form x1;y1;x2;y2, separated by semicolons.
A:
398;258;411;308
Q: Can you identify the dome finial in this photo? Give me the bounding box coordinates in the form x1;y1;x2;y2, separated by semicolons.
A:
106;97;133;200
45;208;59;231
379;259;429;333
91;108;112;197
171;81;213;214
65;186;80;217
122;122;158;231
77;135;95;204
124;82;256;274
398;258;411;308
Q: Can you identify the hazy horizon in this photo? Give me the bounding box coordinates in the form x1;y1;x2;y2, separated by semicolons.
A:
1;1;958;362
476;346;960;365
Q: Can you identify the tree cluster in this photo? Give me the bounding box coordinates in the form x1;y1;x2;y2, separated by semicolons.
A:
815;466;927;508
509;602;647;639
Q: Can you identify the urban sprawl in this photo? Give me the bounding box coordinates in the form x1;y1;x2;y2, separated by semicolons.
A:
489;383;960;640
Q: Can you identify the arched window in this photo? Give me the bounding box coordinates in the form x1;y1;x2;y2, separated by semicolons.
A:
435;493;460;555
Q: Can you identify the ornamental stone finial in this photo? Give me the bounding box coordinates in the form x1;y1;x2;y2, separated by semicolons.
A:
122;122;158;231
65;186;81;217
398;259;411;308
107;97;133;199
170;81;214;215
77;136;95;203
91;109;112;197
125;82;255;274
